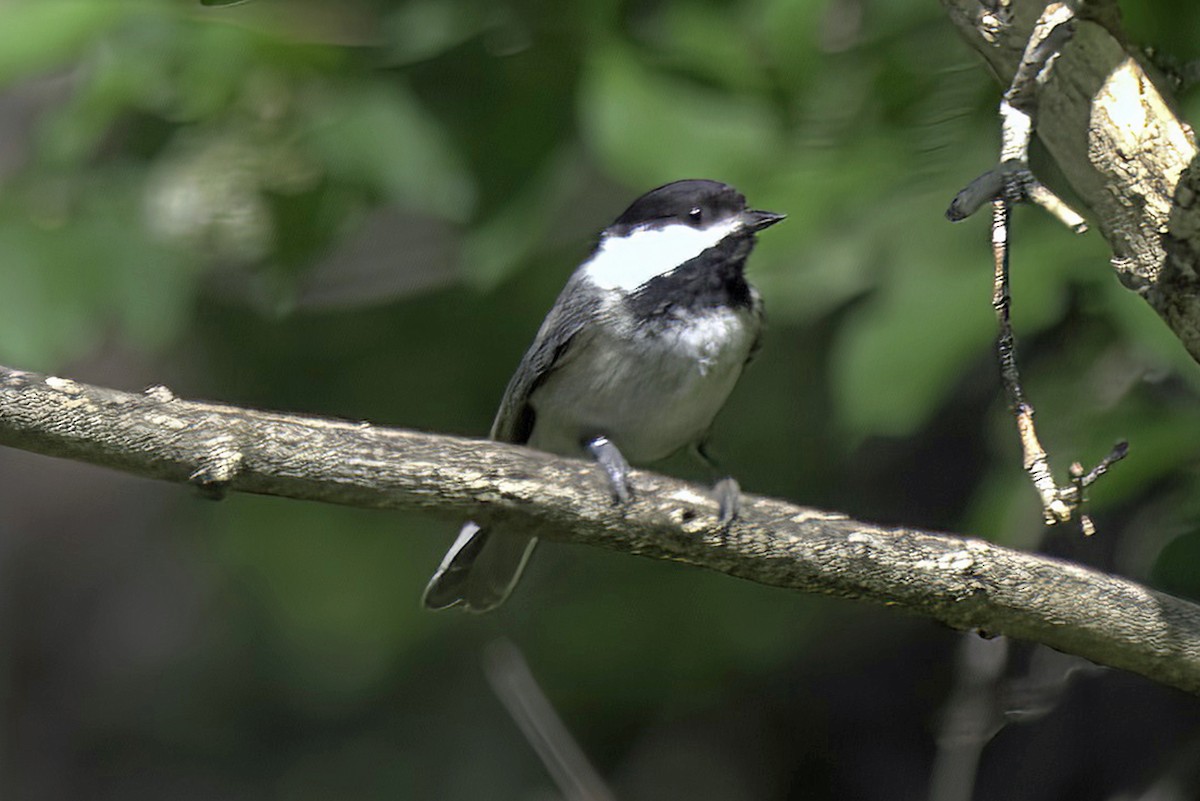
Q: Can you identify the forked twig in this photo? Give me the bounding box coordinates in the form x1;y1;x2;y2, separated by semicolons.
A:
991;186;1127;530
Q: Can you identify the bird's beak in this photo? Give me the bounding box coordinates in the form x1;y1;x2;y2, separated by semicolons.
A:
744;209;786;231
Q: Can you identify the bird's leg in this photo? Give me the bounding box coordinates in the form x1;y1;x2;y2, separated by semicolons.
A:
694;441;741;525
586;436;632;504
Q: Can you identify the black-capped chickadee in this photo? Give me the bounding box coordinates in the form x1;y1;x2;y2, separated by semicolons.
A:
423;179;784;612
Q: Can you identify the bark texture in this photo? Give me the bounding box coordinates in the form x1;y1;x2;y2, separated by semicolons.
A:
2;364;1199;695
943;0;1200;360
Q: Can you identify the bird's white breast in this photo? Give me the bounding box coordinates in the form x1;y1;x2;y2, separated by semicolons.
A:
527;301;757;463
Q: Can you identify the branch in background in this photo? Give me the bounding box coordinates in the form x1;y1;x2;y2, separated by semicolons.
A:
929;634;1104;801
484;639;619;801
942;0;1200;362
2;363;1200;695
927;636;1009;801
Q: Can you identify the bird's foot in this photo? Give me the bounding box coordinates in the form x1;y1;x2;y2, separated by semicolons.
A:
586;436;633;504
711;476;740;526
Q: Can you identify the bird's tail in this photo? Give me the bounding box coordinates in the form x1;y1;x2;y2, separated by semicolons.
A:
422;521;538;612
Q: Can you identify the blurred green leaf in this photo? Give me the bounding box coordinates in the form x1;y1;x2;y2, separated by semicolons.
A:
212;497;437;709
637;2;771;94
459;151;582;288
579;41;784;185
833;263;993;436
1151;528;1200;601
0;169;198;367
0;0;130;85
300;82;476;221
757;0;825;89
382;0;488;65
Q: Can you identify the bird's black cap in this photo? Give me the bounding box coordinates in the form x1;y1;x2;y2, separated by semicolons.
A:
609;179;749;233
609;179;784;236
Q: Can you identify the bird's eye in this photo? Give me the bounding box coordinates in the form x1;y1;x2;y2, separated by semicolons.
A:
688;207;703;223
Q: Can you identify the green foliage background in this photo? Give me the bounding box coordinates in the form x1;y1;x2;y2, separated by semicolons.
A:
2;0;1200;798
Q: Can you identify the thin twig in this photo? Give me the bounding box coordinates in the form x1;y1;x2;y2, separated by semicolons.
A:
484;639;619;801
950;2;1127;529
991;168;1127;529
947;3;1088;233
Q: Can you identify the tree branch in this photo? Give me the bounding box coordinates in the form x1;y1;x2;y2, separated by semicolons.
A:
2;364;1200;694
942;0;1200;362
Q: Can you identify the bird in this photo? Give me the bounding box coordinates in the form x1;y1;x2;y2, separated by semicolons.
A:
422;179;784;612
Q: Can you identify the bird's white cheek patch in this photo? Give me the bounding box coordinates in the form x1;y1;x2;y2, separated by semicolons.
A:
582;218;742;291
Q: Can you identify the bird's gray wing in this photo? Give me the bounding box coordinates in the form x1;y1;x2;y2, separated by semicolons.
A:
423;275;599;612
489;275;601;444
